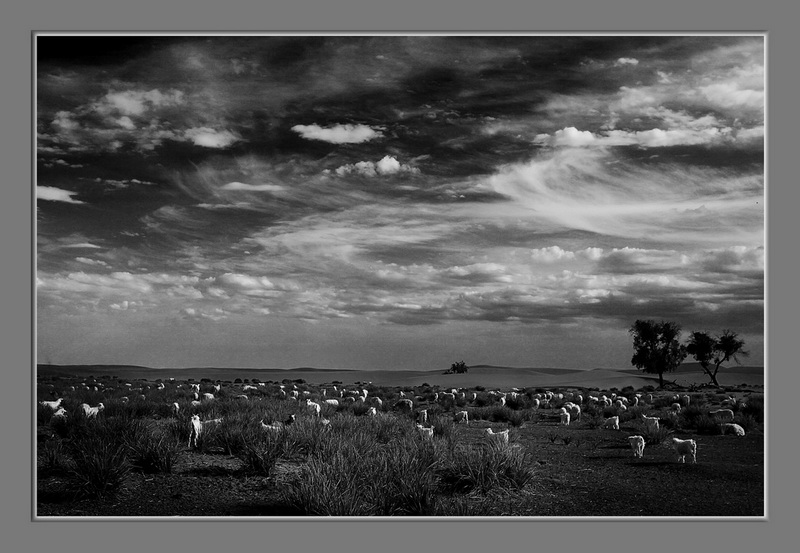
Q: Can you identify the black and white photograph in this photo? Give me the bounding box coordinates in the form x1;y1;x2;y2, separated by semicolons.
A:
35;33;765;518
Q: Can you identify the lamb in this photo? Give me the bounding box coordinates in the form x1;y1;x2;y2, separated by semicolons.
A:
559;410;571;426
81;403;104;418
417;409;428;425
306;399;321;417
325;399;340;407
628;435;646;458
672;437;697;464
189;414;203;448
484;428;510;446
603;415;620;431
641;414;660;432
710;409;735;422
415;424;434;440
720;423;746;436
454;410;469;424
40;398;63;410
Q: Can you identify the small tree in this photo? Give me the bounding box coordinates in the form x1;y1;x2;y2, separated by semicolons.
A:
629;319;687;388
445;361;469;374
686;329;749;386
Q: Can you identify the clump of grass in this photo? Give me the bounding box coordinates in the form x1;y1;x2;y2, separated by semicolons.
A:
581;413;605;429
544;430;560;444
64;421;131;499
739;396;764;423
39;438;69;474
692;414;721;435
236;428;286;476
734;413;759;433
641;425;674;445
431;415;455;445
125;420;182;474
436;443;534;495
561;435;573;446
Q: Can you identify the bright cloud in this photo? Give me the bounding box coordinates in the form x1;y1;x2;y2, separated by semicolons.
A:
334;155;419;177
291;123;383;144
184;127;241;148
37;186;84;204
220;181;284;192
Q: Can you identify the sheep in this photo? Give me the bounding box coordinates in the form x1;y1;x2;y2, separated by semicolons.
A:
720;423;746;436
189;414;203;448
498;396;507;407
213;384;221;393
681;394;691;407
261;419;284;433
40;398;63;410
417;409;428;425
710;409;735;423
440;392;456;404
190;400;202;407
366;407;377;417
484;428;510;446
628;435;646;458
394;399;414;412
202;393;215;401
242;385;257;392
531;398;540;409
81;402;104;418
290;390;299;398
343;396;355;404
190;384;200;392
192;392;200;400
641;414;660;432
603;415;620;431
235;394;249;401
120;396;129;403
325;399;340;407
415;424;434;440
563;402;581;421
670;403;682;413
372;397;383;408
52;407;68;419
471;392;477;402
559;410;571;426
284;414;297;425
171;402;180;415
454;410;469;424
306;399;321;417
672;437;697;464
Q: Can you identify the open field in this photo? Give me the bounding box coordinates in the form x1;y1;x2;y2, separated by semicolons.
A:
35;365;764;517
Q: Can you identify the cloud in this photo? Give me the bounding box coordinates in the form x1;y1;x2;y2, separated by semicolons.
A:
291;123;383;144
75;257;110;267
220;181;284;192
184;127;241;148
614;57;639;66
531;246;576;263
37;186;84;204
333;155;420;177
96;89;185;117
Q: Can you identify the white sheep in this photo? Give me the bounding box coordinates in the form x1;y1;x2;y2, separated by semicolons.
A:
628;435;645;458
52;407;68;419
415;424;434;440
189;414;203;448
454;410;469;424
498;396;506;407
190;400;201;407
306;399;321;417
40;398;63;410
603;415;620;431
672;437;697;464
190;384;200;392
710;409;735;422
681;394;691;407
202;393;215;401
81;402;104;418
671;403;682;413
171;402;180;415
560;410;571;426
417;409;428;425
213;384;221;393
366;407;377;417
641;413;660;432
372;397;383;408
531;399;540;409
484;428;510;446
120;396;129;403
235;394;249;401
325;399;340;407
720;423;746;436
563;402;581;421
242;385;257;391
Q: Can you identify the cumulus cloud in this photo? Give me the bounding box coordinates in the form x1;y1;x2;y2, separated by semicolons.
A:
531;246;576;263
184;127;241;148
37;186;84;204
95;89;185;117
614;57;639;66
333;155;420;177
291;123;383;144
75;257;109;267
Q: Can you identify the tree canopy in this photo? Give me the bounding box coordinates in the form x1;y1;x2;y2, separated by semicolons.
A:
686;329;749;386
629;319;687;388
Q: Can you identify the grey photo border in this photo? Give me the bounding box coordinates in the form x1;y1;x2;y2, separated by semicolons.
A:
4;0;792;550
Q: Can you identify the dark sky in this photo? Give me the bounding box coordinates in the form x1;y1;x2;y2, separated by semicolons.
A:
36;34;764;369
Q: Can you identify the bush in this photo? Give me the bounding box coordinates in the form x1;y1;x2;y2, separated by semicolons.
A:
436;443;534;495
64;420;131;499
641;425;674;445
693;414;721;435
125;420;182;474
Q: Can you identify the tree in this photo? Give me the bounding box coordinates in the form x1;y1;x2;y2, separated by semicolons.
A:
686;329;749;386
445;360;469;374
629;319;687;388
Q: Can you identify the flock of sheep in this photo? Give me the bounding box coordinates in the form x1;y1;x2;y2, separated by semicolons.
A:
39;377;755;468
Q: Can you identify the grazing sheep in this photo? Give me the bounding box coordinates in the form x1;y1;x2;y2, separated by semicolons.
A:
52;407;68;419
290;390;299;398
189;414;202;448
242;385;257;392
366;407;377;417
415;424;434;440
710;409;735;422
498;396;506;407
40;398;63;410
235;394;249;401
672;437;697;464
344;397;355;404
190;400;201;407
641;414;660;432
531;399;540;409
681;394;691;407
720;423;746;436
394;399;414;412
628;435;646;458
261;419;284;433
671;403;682;413
306;399;322;417
484;428;510;446
192;392;200;400
171;402;180;415
454;410;469;424
471;393;478;401
560;411;571;426
399;391;406;398
202;393;215;401
320;418;331;428
440;392;456;404
190;384;200;392
325;399;340;407
81;403;104;418
213;384;221;393
417;409;428;425
646;394;653;404
603;416;620;431
563;402;581;421
372;397;383;408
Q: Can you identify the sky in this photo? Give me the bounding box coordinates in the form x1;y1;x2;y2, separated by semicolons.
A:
35;34;765;370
